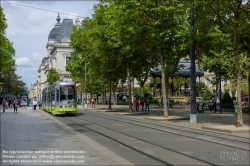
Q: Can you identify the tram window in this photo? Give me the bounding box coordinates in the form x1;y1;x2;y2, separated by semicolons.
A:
51;91;55;102
56;90;59;102
60;85;75;101
49;92;51;103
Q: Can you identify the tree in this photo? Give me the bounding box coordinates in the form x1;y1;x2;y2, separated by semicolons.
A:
0;7;15;73
0;7;15;90
196;1;250;127
135;0;189;117
47;68;60;85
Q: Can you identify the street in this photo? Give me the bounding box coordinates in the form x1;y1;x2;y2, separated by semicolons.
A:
52;105;250;165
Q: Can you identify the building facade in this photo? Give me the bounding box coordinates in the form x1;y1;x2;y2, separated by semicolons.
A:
30;14;79;100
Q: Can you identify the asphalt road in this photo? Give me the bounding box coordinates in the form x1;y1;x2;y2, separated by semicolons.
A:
50;107;249;166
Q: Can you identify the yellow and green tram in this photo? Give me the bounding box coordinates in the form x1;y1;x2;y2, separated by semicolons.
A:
42;79;77;115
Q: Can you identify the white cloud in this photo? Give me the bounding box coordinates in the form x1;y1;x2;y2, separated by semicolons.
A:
32;52;43;62
15;57;31;66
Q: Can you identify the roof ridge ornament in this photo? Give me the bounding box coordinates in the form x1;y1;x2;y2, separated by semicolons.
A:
55;13;61;27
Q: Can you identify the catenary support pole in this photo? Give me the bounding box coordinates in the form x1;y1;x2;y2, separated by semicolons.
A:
85;62;87;109
219;72;222;113
190;0;197;123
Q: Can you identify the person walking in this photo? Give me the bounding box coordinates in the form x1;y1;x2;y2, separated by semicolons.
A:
8;99;11;108
33;98;37;111
135;96;140;112
11;98;14;108
39;99;42;109
145;98;150;111
213;95;217;113
13;98;18;113
2;98;7;113
140;97;145;111
209;97;214;113
91;98;95;108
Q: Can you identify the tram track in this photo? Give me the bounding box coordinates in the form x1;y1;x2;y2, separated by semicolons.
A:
83;108;249;140
40;108;249;165
80;110;250;149
61;115;218;166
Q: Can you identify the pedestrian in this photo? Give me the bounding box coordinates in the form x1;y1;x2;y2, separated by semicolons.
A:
91;98;95;108
160;97;163;110
8;99;11;108
209;97;214;113
198;97;204;113
33;98;37;111
37;100;40;109
135;96;139;112
39;99;42;109
145;98;150;111
11;98;14;108
13;98;18;113
213;95;217;113
2;98;7;113
140;97;145;111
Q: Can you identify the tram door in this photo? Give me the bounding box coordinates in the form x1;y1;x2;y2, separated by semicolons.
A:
51;91;55;111
48;91;51;112
56;89;59;103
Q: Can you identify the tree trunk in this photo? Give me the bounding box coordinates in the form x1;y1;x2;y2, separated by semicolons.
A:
127;64;133;113
104;91;107;105
108;74;112;110
112;87;116;105
248;68;250;114
140;83;145;98
160;48;168;118
234;34;243;127
165;74;170;109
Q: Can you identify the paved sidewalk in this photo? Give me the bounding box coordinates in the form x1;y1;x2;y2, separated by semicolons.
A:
0;107;132;165
79;104;250;137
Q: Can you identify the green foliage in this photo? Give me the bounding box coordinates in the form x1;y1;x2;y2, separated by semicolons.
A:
151;98;159;104
241;84;248;96
2;69;26;96
0;7;15;73
47;68;60;85
221;92;233;104
202;90;213;100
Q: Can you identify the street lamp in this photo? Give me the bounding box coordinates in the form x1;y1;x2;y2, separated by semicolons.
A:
190;0;197;123
84;62;87;109
248;21;250;114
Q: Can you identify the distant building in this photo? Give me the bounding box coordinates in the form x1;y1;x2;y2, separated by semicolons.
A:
31;14;75;100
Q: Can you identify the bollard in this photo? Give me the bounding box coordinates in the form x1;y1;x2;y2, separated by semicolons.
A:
233;103;238;115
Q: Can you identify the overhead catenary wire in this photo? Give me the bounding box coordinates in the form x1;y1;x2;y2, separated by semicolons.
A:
2;1;90;19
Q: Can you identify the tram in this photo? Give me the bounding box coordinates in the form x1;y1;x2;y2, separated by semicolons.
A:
42;79;77;115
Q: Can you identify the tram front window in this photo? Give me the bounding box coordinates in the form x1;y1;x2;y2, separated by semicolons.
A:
60;85;75;103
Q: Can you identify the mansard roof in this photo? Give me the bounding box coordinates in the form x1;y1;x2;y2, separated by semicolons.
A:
41;57;48;65
48;14;73;42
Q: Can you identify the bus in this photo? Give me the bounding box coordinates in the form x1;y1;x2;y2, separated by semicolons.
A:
42;79;77;115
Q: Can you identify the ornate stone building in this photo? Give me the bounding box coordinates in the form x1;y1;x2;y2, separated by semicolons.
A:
31;14;78;100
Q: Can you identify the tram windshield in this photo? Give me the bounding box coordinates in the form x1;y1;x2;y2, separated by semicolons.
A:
60;85;75;103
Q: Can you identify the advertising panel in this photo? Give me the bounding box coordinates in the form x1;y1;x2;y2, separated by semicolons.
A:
20;93;28;106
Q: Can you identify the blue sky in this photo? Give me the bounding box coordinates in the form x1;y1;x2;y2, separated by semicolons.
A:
1;0;98;88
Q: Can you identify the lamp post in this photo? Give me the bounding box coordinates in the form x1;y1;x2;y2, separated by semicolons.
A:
84;62;87;109
4;74;7;99
248;21;250;114
190;0;197;123
219;72;222;113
